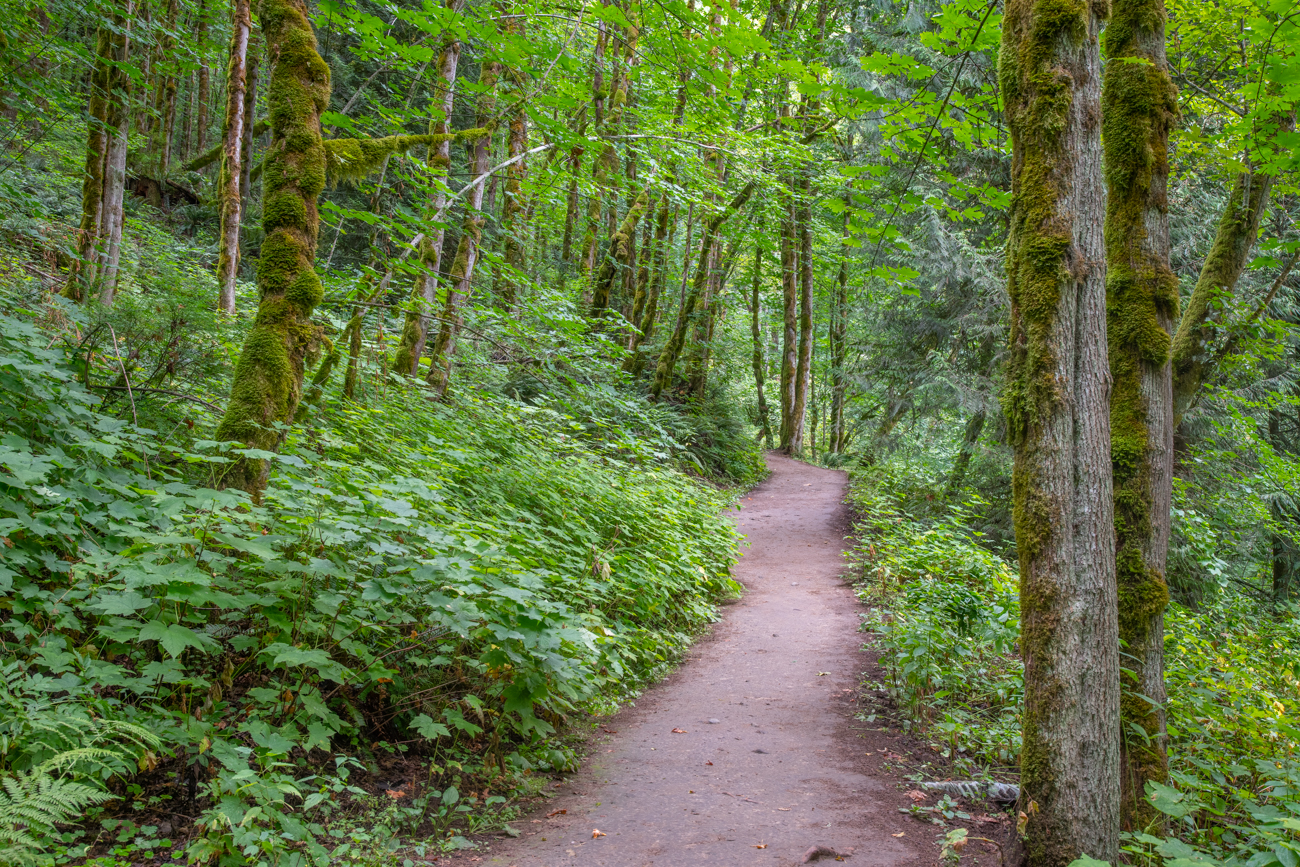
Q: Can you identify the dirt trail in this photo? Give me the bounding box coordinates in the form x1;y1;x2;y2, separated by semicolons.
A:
458;453;928;867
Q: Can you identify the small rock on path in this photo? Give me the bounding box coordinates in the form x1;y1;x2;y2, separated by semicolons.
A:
449;453;928;867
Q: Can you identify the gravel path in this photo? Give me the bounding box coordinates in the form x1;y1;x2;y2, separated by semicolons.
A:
452;453;929;867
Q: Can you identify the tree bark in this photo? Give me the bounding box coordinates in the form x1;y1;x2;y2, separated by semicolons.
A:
651;181;755;400
1102;0;1179;828
750;236;774;448
1000;0;1120;859
778;175;798;451
494;9;529;311
213;0;331;498
790;177;814;454
578;13;610;276
425;57;502;397
150;0;180;179
624;198;680;376
216;0;252;313
240;35;261;205
392;1;464;375
195;0;211;156
591;189;651;315
829;211;849;454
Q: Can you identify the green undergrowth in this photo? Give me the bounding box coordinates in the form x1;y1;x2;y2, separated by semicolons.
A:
0;298;747;866
850;458;1300;867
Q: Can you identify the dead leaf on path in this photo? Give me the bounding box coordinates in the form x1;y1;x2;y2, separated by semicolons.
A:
906;790;926;802
592;829;607;838
705;761;713;766
385;789;406;799
816;672;830;676
546;809;566;818
672;728;688;733
755;843;768;849
892;832;905;837
778;807;791;811
602;727;618;733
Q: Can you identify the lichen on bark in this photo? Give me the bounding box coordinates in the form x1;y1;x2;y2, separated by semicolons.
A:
214;0;330;499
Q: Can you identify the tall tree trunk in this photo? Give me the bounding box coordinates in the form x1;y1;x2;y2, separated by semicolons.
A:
1000;0;1120;859
651;181;755;400
213;0;330;498
216;0;252;313
578;14;609;276
240;36;261;205
425;57;502;397
1170;112;1294;426
778;175;798;451
1102;0;1179;829
750;236;774;448
68;5;133;303
1269;408;1299;602
150;0;180;179
392;0;464;375
624;198;679;376
195;0;210;155
829;212;849;454
790;178;814;454
494;10;529;311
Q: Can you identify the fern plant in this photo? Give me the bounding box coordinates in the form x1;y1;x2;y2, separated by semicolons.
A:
0;664;159;863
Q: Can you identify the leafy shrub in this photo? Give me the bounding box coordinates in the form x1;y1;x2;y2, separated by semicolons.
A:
0;303;741;864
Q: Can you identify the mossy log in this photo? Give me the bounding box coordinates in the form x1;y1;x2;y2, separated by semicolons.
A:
185;118;269;172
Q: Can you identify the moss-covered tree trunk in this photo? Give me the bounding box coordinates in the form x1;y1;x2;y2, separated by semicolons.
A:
1170;111;1294;426
1102;0;1179;829
68;5;133;304
591;189;650;315
216;0;252;313
624;196;676;375
578;15;610;277
149;0;180;179
651;181;755;401
195;0;210;156
999;0;1120;859
214;0;330;498
750;235;774;448
425;57;501;398
392;1;464;375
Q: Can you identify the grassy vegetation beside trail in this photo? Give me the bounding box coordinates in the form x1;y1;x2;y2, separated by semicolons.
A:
0;280;763;865
848;458;1300;867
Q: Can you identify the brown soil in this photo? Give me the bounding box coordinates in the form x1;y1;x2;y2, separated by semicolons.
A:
442;453;942;867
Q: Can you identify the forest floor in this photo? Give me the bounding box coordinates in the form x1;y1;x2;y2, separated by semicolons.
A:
439;453;958;867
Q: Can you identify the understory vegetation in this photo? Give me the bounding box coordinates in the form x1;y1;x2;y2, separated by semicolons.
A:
0;254;758;864
848;452;1300;867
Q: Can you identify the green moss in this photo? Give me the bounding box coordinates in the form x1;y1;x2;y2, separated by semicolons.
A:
213;0;330;499
324;133;454;184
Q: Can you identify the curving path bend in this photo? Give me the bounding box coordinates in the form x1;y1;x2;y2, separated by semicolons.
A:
450;453;927;867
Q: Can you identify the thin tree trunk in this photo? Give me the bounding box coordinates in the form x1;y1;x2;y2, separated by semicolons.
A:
945;410;986;498
216;0;251;313
1000;0;1120;859
591;189;651;315
1102;0;1179;828
790;177;813;454
98;80;131;303
214;0;330;498
578;14;610;276
392;0;464;375
240;35;261;205
651;181;755;400
195;0;210;156
750;236;774;448
829;212;849;454
624;198;679;375
494;9;528;311
425;57;502;397
68;25;114;299
150;0;180;179
778;172;798;451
